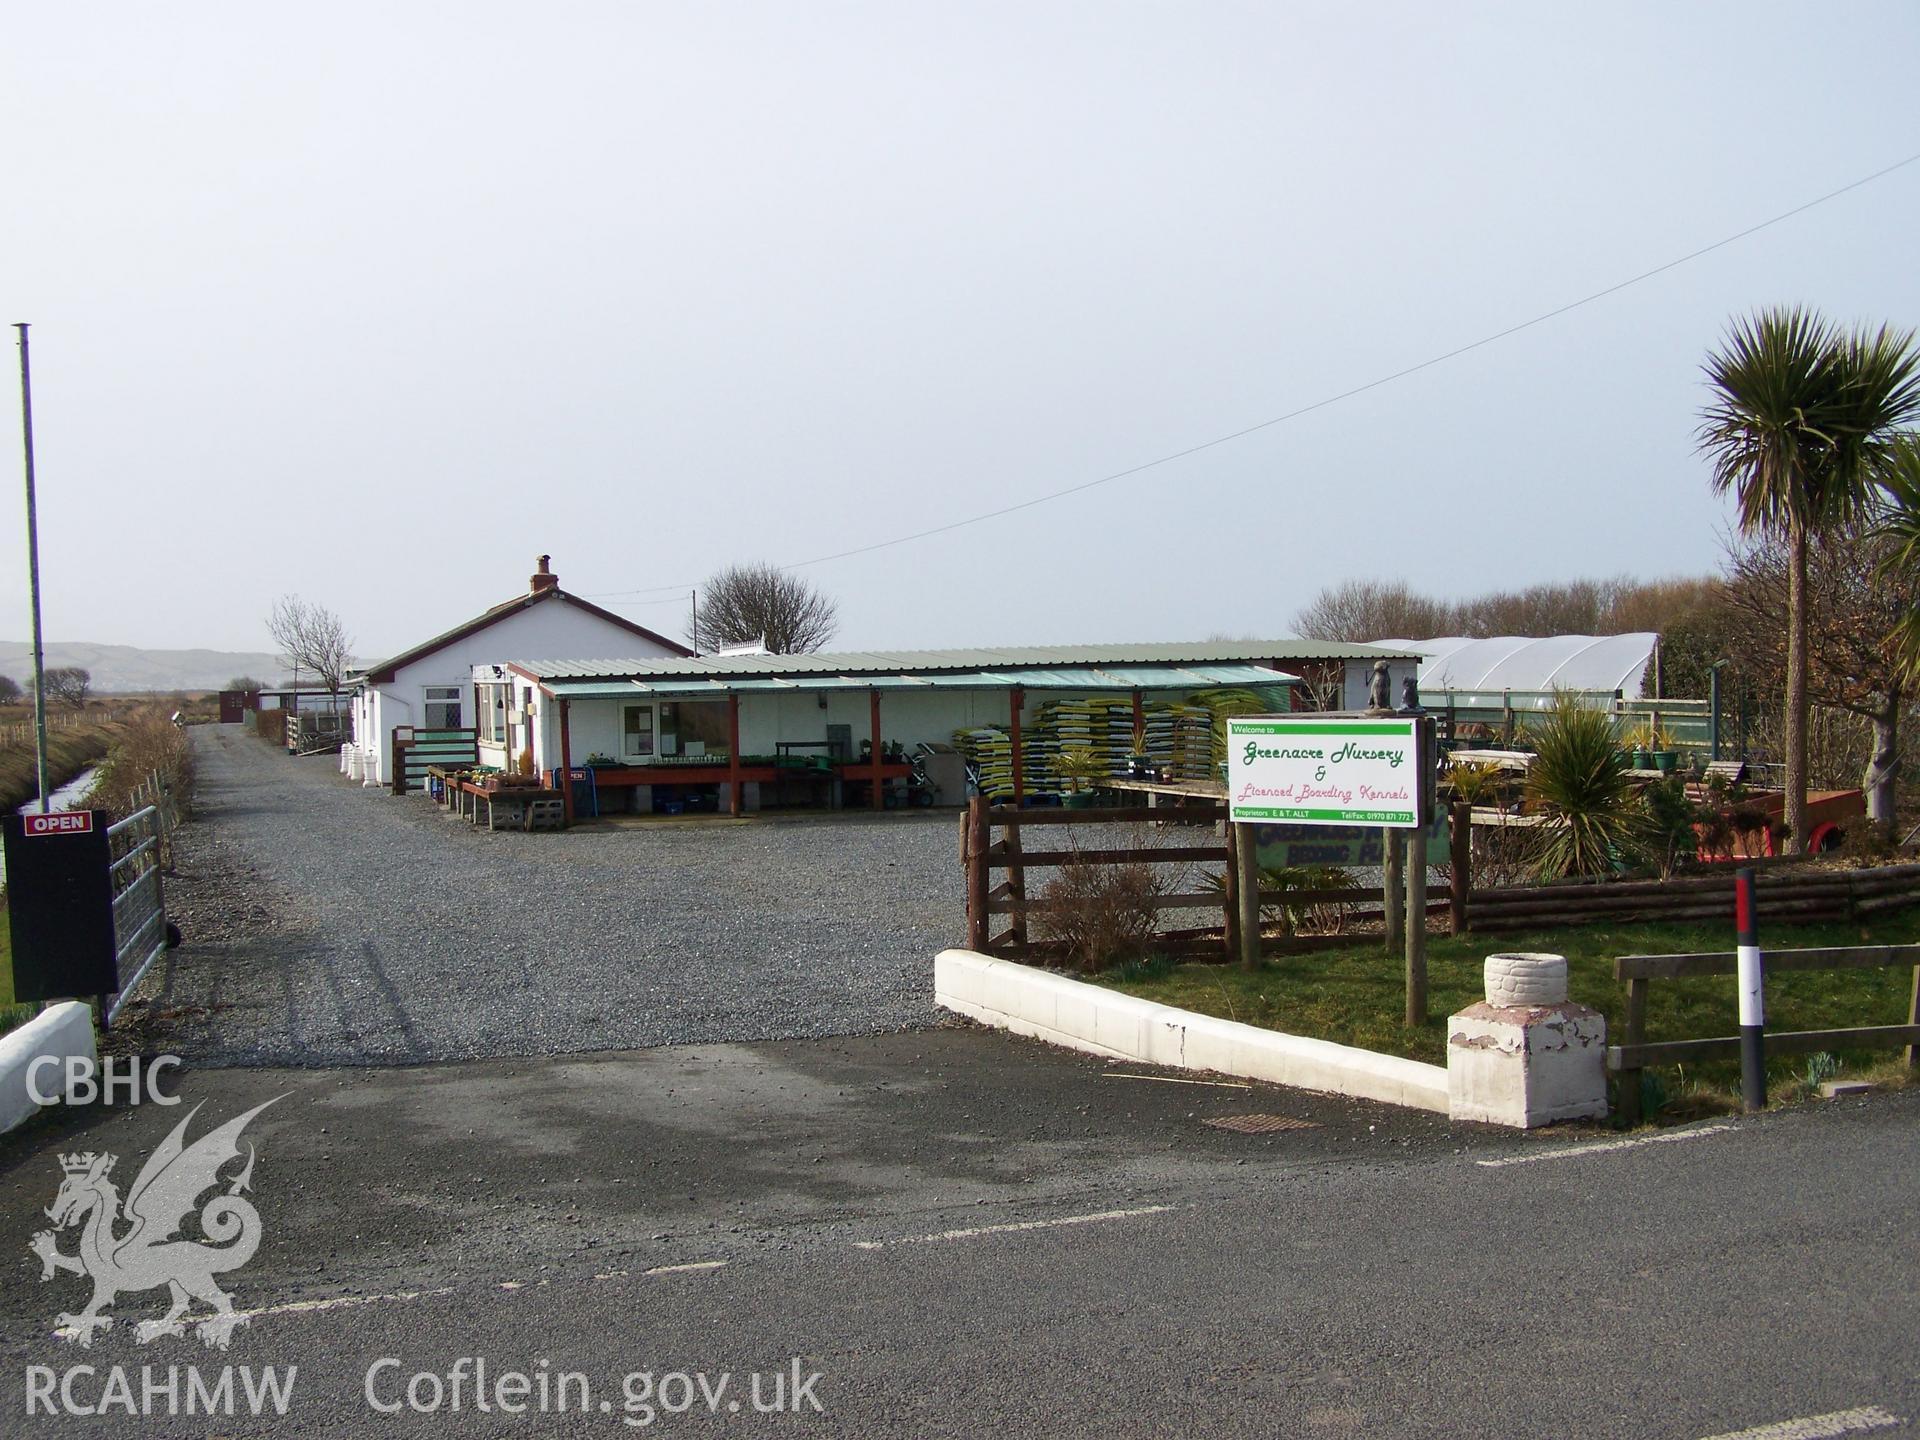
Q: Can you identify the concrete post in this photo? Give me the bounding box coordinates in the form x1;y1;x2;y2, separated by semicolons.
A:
1447;953;1607;1127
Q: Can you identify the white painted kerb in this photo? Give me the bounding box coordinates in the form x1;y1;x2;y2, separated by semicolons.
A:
0;1001;97;1135
936;949;1448;1113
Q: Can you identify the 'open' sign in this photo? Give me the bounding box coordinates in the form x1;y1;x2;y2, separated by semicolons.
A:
23;812;94;837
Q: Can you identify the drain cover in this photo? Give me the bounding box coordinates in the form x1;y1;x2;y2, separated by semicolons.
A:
1203;1113;1320;1134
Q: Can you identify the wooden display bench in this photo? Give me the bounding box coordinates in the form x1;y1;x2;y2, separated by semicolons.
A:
834;760;913;809
457;780;566;831
581;763;780;817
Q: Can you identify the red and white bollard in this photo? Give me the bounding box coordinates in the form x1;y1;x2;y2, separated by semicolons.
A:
1736;866;1766;1113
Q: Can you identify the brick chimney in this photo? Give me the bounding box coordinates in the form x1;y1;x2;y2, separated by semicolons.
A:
530;555;558;594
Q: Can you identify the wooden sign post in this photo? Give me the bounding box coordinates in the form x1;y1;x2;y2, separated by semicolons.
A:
1235;818;1261;972
1383;827;1405;951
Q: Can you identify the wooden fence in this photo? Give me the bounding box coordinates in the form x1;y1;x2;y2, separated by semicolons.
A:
959;798;1447;962
958;797;1920;962
1467;861;1920;931
1;711;119;747
1612;943;1920;1124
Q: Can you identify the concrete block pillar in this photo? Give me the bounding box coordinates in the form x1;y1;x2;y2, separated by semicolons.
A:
718;782;760;813
1447;953;1607;1128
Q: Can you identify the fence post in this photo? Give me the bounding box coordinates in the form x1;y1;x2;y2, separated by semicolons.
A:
1405;832;1427;1026
153;773;172;871
150;802;169;957
1905;960;1918;1070
1617;975;1648;1126
965;797;989;953
1004;814;1027;953
1234;820;1261;972
1449;802;1471;935
1222;820;1241;961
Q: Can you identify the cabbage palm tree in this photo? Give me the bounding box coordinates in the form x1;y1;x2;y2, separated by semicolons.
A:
1877;434;1920;679
1698;308;1920;851
1526;694;1645;880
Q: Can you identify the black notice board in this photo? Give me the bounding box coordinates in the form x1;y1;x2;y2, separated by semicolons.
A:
2;811;119;1001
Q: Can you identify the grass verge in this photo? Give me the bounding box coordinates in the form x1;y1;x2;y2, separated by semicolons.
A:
0;902;32;1038
1095;910;1920;1119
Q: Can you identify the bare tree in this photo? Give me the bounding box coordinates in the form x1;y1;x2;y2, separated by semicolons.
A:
1291;580;1450;642
692;563;838;654
1291;574;1719;642
268;596;354;700
1722;520;1916;836
44;666;91;707
224;675;268;693
0;673;21;703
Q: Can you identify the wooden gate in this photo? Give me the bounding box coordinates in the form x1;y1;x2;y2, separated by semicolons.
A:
391;727;480;794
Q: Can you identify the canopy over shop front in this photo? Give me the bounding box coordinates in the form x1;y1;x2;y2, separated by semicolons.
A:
536;661;1299;700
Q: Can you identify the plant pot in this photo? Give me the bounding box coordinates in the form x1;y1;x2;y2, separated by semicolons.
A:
1631;748;1652;770
1653;750;1678;773
1062;791;1095;809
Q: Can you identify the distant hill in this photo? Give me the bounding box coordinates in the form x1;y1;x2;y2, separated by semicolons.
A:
0;641;351;694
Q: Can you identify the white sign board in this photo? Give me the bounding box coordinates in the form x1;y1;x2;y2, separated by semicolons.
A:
1227;716;1423;827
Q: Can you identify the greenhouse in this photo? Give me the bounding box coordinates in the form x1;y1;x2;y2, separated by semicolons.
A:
1379;634;1661;706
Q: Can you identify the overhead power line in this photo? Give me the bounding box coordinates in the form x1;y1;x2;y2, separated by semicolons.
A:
587;147;1920;599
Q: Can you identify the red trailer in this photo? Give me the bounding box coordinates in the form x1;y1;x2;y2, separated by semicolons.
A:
1697;787;1865;860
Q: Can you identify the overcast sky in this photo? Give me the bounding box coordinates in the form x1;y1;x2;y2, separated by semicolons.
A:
5;3;1920;660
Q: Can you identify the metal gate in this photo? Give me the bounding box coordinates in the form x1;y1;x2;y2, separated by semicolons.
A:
105;804;169;1024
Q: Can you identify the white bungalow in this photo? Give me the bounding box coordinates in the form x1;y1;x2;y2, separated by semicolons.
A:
349;556;689;786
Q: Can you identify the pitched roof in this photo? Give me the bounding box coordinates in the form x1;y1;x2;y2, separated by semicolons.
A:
505;638;1413;683
360;589;691;684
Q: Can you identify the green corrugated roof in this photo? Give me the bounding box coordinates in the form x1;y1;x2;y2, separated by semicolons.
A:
497;639;1403;685
542;661;1295;700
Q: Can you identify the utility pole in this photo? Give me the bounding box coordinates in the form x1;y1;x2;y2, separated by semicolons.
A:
690;588;698;656
15;323;50;813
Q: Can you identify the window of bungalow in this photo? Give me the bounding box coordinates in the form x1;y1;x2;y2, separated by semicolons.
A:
424;686;462;729
479;684;508;744
658;700;730;757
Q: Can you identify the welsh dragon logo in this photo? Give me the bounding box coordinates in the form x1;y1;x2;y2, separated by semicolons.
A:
29;1098;282;1350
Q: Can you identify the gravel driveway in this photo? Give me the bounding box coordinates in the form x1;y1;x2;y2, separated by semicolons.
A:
120;728;954;1065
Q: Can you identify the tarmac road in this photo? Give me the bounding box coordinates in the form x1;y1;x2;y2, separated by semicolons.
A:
2;1034;1916;1439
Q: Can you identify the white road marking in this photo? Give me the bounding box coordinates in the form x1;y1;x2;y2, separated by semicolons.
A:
852;1204;1176;1250
593;1260;730;1281
1698;1404;1904;1440
1102;1072;1254;1090
52;1287;460;1341
231;1287;455;1321
1475;1123;1736;1168
53;1258;736;1338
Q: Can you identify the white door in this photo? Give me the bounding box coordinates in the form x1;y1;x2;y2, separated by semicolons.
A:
621;704;656;762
